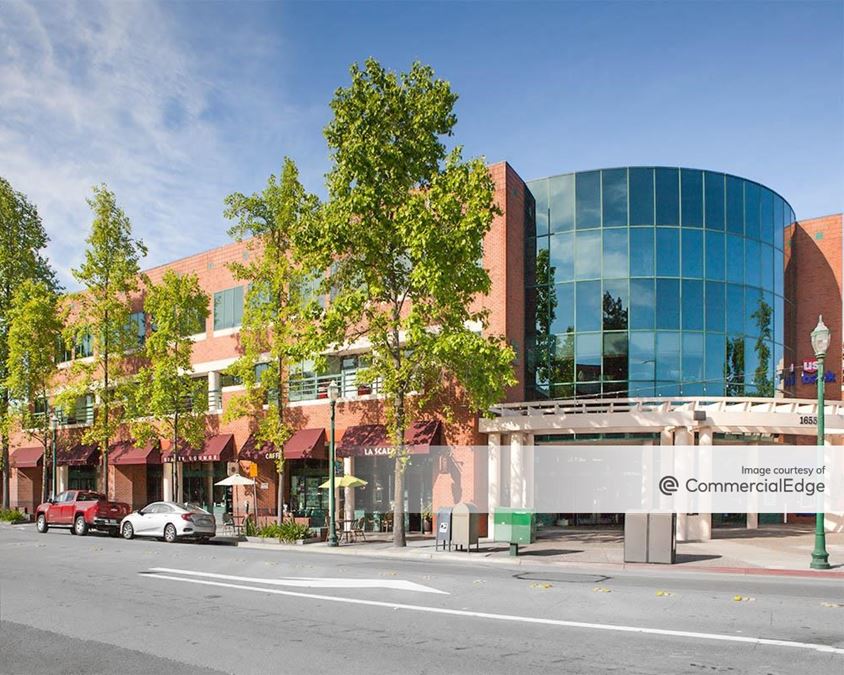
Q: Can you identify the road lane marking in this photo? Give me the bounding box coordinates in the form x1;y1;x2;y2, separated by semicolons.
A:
147;567;448;594
143;573;844;656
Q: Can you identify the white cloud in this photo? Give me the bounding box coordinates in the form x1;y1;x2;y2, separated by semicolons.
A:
0;0;324;288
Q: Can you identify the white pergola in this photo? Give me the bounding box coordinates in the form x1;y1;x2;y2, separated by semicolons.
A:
479;396;844;540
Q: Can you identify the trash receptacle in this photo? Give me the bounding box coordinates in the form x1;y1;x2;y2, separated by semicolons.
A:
624;513;676;564
435;507;453;551
451;503;480;552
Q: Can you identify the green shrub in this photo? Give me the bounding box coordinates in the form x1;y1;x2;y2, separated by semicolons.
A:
258;520;311;543
0;508;26;523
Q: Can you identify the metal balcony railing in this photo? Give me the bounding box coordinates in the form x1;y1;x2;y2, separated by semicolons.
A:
288;370;381;403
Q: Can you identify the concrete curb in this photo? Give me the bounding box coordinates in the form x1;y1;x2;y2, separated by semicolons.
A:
235;540;844;578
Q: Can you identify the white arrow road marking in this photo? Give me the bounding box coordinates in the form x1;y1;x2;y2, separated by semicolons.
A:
143;572;844;656
146;567;448;594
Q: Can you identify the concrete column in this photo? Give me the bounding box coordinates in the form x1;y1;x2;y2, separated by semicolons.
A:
487;433;501;535
510;432;524;508
162;463;173;502
56;465;68;493
344;456;355;522
675;427;712;542
208;371;221;411
524;434;535;510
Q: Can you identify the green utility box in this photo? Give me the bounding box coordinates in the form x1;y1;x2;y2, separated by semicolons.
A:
493;507;536;545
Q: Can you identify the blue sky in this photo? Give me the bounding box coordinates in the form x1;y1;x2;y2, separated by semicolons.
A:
1;0;842;288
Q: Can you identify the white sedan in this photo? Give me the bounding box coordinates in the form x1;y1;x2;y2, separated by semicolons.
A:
120;501;216;543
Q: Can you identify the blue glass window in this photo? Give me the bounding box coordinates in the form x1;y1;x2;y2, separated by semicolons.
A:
680;169;703;227
774;252;783;301
683;332;704;389
705;334;725;395
744;183;761;241
774;295;784;347
531;181;549;236
760;189;774;244
726;284;744;334
576;280;601;332
603;332;628;381
630;278;655;330
726;176;744;235
745;239;761;287
603;279;628;330
575;332;601;383
656;332;681;383
655;228;680;276
726;234;744;284
549;174;575;233
704;171;725;230
681;229;703;278
705;230;725;281
549;232;574;282
629;332;655;381
213;286;244;331
629;227;654;276
744;336;761;388
655;168;680;225
745;287;763;338
760;244;774;292
575;171;601;229
603;228;628;278
773;197;784;250
629;168;654;226
682;279;704;330
550;283;574;335
533;237;550;286
656;278;680;329
602;169;627;227
705;281;725;333
575;230;601;279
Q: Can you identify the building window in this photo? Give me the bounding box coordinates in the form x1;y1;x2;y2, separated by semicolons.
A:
220;372;242;388
213;286;244;331
129;312;146;347
575;171;601;230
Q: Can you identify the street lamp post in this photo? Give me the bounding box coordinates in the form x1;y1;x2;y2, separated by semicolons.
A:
49;409;58;499
810;315;831;570
327;379;339;547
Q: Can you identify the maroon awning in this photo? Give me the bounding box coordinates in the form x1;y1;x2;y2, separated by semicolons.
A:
239;428;327;461
337;421;442;457
161;434;235;463
57;444;99;466
11;446;44;468
110;441;161;465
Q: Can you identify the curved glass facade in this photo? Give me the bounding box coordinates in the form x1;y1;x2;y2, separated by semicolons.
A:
525;167;794;400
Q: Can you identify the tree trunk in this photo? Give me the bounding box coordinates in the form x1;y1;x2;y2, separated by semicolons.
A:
2;394;9;509
102;338;109;498
392;394;407;548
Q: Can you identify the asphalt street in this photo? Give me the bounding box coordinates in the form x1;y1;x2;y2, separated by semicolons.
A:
1;524;843;674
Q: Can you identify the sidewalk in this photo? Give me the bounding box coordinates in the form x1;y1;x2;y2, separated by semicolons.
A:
238;524;844;578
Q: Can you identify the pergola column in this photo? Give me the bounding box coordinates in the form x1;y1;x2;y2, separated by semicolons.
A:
487;433;501;534
510;432;525;508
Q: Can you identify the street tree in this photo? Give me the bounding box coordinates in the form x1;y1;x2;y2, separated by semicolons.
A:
313;59;516;547
0;177;57;508
223;157;322;524
130;270;209;504
60;185;146;496
5;280;63;501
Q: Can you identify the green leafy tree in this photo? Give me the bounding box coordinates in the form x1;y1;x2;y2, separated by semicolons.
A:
5;280;63;501
752;298;774;397
130;270;209;503
60;185;146;496
0;178;57;508
223;157;322;524
314;59;516;547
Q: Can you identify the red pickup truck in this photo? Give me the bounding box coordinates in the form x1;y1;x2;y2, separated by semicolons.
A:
35;490;130;537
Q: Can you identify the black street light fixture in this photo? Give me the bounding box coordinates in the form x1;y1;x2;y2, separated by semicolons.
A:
327;379;340;547
810;315;831;570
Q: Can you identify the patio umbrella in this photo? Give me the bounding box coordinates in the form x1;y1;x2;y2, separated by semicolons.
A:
215;474;256;531
319;475;367;489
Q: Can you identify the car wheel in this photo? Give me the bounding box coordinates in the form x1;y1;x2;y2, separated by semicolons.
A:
163;523;177;543
74;515;89;536
122;522;135;540
36;514;48;533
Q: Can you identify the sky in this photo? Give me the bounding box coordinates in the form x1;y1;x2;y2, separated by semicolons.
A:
1;0;842;289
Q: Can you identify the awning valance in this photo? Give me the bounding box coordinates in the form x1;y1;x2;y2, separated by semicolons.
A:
110;441;161;465
11;446;44;468
337;421;442;457
239;428;327;461
57;444;99;467
161;434;235;463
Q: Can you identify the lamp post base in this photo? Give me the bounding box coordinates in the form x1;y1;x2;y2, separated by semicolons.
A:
810;549;831;570
327;535;339;547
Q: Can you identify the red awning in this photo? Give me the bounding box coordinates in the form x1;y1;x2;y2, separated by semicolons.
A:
337;421;442;457
57;444;99;466
110;441;161;465
162;434;235;463
239;428;327;461
11;446;44;468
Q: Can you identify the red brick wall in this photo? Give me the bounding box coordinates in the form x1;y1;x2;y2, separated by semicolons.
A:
785;214;843;401
11;467;42;515
111;465;148;510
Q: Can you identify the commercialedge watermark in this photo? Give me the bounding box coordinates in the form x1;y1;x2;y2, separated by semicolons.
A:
660;472;826;498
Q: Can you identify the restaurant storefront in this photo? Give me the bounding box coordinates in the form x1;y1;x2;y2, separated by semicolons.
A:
57;444;100;492
10;446;44;514
162;434;234;517
110;440;162;510
239;428;329;524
